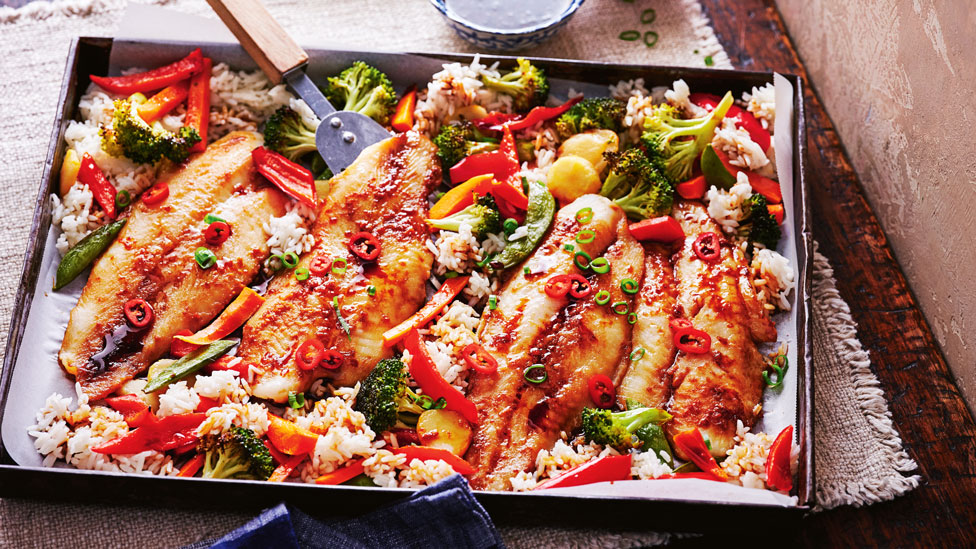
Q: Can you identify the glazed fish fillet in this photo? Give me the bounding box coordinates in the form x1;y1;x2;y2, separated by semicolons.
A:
617;244;678;408
465;195;644;491
60;132;288;400
667;201;777;458
241;132;439;402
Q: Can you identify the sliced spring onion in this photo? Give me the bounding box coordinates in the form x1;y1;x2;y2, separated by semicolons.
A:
367;285;376;296
443;271;460;279
575;207;594;224
194;247;216;269
563;243;575;252
576;229;595;244
488;295;498;310
269;253;285;271
621;278;639;294
629;347;646;361
763;355;789;388
115;189;131;209
331;257;348;275
287;391;306;409
595;290;611;305
503;218;519;236
627;312;638;324
295;267;310;281
590;257;610;274
523;364;548;384
205;213;226;224
523;266;531;275
475;253;495;268
573;250;592;270
611;301;629;315
282;252;299;269
332;296;352;339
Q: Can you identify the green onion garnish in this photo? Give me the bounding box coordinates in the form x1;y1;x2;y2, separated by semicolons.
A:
523;266;531;275
619;30;640;41
575;207;594;224
194;247;216;269
523;364;548;384
331;257;348;275
475;253;495;268
611;301;629;315
763;354;789;388
643;31;659;48
488;295;498;310
641;7;656;23
590;257;610;274
621;278;639;294
282;252;299;269
630;347;645;361
115;190;131;209
704;55;714;66
367;285;376;296
576;229;595;244
205;213;226;224
295;267;309;281
627;312;637;324
332;296;352;339
595;290;611;305
269;253;285;272
443;271;460;279
703;432;712;450
574;250;592;270
503;218;519;236
563;243;574;252
287;391;305;409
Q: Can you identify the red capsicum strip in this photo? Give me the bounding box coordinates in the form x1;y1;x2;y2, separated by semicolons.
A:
382;276;469;346
403;329;479;425
90;48;206;95
92;412;205;454
765;425;794;492
390;85;417;132
175;287;265;345
264;440;306;482
105;394;152;428
76;153;117;220
689;92;770;151
628;216;685;243
485;95;583;132
137;80;190;124
675;175;707;200
315;458;367;484
252;147;317;208
534;454;632;489
186;57;212;154
394;446;476;475
672;429;728;481
178;453;206;477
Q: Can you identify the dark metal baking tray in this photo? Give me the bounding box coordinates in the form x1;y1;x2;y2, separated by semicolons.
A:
0;37;812;534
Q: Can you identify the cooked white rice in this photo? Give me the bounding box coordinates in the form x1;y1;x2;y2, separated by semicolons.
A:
712;117;771;172
742;83;776;131
413;55;512;135
704;171;754;234
156;381;200;417
196;402;270;438
664;79;708;118
630;448;674;480
752;248;796;311
263;201;316;273
510;436;619;491
721;420;777;490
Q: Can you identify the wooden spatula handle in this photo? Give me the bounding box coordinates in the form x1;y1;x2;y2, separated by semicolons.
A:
206;0;308;83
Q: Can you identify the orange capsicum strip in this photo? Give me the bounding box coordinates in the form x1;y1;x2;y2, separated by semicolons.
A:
403;329;479;425
767;203;785;225
267;415;319;456
428;175;494;220
186;57;212;153
394;446;476;476
264;440;306;482
175;287;265;345
178;453;205;478
315;459;367;485
672;429;728;481
382;276;469;346
390;85;417;132
138;80;190;124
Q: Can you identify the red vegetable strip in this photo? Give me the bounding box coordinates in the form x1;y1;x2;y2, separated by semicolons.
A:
175;287;265;345
628;216;685;243
170;329;201;358
195;396;221;413
393;446;476;476
76;153;117;220
178;453;206;478
672;429;728;481
264;440;306;482
767;203;785;225
673;326;711;354
92;413;205;454
403;329;479;425
315;459;367;485
689;92;770;152
382;276;469;346
90;48;206;95
653;472;725;482
534;454;632;489
186;57;212;154
252;147;317;208
765;425;794;492
711;147;782;204
675;175;707;200
105;394;152;428
487;96;583;132
137;80;190;124
391;85;417;132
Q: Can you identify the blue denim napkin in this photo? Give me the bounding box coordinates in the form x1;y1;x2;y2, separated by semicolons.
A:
187;475;505;549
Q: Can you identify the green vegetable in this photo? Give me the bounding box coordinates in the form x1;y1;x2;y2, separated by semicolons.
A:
101;94;201;164
502;218;519;236
635;423;673;467
481;57;549;112
115;190;131;209
145;339;235;392
288;391;306;409
321;61;397;124
700;144;737;190
426;193;501;239
581;405;672;450
54;219;125;290
205;213;226;224
523;364;548;384
555;97;625;138
494;181;555;268
194;247;216;269
345;473;378;487
738;193;781;250
640;92;732;182
432;121;499;174
198;426;274;480
599;148;674;221
263;105;327;171
332;296;352;339
353;358;427;433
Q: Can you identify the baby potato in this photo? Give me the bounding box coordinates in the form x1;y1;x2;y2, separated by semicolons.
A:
547;155;602;204
558;129;619;174
416;409;473;456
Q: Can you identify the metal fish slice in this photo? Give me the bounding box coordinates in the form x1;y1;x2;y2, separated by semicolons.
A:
206;0;391;173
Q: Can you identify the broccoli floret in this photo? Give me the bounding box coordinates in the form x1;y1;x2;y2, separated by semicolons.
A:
640;91;733;182
432;122;500;172
739;193;781;249
581;406;672;450
263;106;319;160
481;57;549;112
101;94;201;165
427;193;501;239
599;148;674;220
353;358;427;433
322;61;397;124
555;97;625;138
197;426;274;480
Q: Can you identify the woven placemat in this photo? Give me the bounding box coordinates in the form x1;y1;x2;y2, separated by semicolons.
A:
0;0;918;547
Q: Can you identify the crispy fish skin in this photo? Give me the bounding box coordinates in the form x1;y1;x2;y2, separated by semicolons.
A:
465;195;643;491
242;132;439;402
667;200;777;457
59;132;284;399
617;243;678;408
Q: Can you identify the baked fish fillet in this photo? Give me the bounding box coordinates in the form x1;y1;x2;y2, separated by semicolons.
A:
617;243;678;408
667;200;777;458
241;132;439;402
465;195;643;491
60;131;287;399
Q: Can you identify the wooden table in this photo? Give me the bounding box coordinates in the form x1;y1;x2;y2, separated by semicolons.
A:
697;0;976;545
3;0;973;544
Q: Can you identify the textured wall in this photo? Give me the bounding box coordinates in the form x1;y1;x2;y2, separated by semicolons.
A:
777;0;976;408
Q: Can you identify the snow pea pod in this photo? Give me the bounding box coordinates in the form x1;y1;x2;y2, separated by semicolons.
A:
494;180;555;268
53;218;126;290
636;422;674;468
145;339;236;393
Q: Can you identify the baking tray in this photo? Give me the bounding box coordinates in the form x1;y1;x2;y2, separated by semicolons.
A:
0;37;812;533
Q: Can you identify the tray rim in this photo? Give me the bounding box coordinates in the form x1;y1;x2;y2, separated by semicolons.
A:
0;36;814;528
